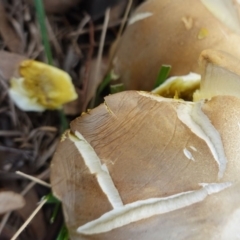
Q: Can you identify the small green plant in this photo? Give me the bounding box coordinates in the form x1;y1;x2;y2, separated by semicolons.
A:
34;0;53;65
154;65;171;88
110;83;125;94
44;193;69;240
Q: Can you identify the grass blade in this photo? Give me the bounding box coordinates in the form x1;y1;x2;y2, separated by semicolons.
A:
34;0;53;65
110;83;125;94
56;224;69;240
154;65;171;88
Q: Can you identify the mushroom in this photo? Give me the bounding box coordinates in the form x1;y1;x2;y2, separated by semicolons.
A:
111;0;240;91
152;49;240;101
51;50;240;239
51;92;240;239
194;48;240;101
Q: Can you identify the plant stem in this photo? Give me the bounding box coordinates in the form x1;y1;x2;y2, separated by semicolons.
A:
59;110;68;133
154;65;172;88
56;224;69;240
34;0;53;65
34;0;69;132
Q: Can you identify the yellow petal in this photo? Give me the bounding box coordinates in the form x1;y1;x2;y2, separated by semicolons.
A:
9;77;45;111
18;60;77;110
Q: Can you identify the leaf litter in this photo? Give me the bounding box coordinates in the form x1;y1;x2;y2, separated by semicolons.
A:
0;0;145;239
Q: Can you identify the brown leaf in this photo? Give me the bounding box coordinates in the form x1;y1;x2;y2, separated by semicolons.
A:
0;51;26;80
17;189;46;240
0;2;23;53
109;0;128;22
0;191;25;214
63;88;83;115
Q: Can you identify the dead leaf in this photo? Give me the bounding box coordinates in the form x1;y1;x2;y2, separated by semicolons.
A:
0;191;25;214
63;58;108;115
109;0;128;22
84;57;109;109
0;51;27;81
0;2;23;53
17;189;46;240
63;88;82;115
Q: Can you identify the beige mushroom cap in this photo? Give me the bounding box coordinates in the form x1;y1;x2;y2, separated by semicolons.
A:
112;0;240;90
51;91;240;239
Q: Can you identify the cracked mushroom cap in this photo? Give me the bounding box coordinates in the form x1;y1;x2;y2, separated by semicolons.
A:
51;91;240;240
111;0;240;90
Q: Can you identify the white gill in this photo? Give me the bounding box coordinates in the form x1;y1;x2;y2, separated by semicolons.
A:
128;12;153;25
201;0;240;34
177;101;227;179
77;182;231;235
68;131;123;209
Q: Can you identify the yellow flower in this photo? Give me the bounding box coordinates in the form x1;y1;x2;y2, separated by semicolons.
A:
9;60;78;111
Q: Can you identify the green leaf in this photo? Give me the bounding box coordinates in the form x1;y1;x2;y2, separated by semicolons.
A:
44;193;62;224
110;83;125;94
97;73;112;96
154;65;171;88
90;73;112;108
56;224;69;240
34;0;53;65
50;202;61;223
44;193;60;204
59;109;69;133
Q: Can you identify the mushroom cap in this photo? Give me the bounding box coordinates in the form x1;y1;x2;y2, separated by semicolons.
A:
51;91;240;239
112;0;240;90
194;49;240;101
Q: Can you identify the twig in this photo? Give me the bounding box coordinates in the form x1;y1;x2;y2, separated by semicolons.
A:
109;0;133;63
11;198;47;240
45;17;63;57
21;168;50;196
117;0;133;39
68;19;123;37
0;131;22;137
90;8;110;108
0;169;50;235
16;171;51;188
71;14;91;56
72;14;91;39
81;19;95;111
0;212;11;235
